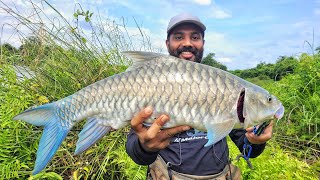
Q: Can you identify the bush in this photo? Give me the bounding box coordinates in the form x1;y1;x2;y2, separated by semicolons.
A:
228;138;318;179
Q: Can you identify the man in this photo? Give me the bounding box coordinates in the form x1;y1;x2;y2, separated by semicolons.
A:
126;13;273;179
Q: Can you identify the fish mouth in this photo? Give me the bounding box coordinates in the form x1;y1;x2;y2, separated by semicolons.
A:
237;89;245;123
274;104;284;119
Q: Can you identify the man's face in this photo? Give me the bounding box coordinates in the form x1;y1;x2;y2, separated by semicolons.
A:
166;23;205;63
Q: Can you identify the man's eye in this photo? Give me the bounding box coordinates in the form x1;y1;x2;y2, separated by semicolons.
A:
174;36;182;40
192;35;200;40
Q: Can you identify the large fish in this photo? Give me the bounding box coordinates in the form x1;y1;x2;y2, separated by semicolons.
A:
14;51;284;174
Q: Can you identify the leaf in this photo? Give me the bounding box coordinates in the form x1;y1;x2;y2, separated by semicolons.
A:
85;148;95;155
81;37;87;44
70;28;76;34
83;166;90;172
38;95;49;103
73;170;79;180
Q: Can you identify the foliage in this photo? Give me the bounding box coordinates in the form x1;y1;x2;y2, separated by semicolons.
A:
1;43;18;57
0;63;147;180
268;53;319;139
316;46;320;54
228;138;319;179
243;53;320;175
231;56;299;81
0;1;148;179
0;64;39;179
229;52;319;177
201;53;227;70
273;56;299;80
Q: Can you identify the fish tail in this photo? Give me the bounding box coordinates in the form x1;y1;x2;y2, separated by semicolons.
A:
13;103;71;175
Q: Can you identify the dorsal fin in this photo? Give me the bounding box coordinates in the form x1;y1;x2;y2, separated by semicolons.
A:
122;51;166;71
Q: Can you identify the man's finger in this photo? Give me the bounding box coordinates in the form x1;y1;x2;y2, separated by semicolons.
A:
246;133;271;144
246;120;274;133
246;126;254;132
246;128;273;144
163;125;191;138
246;120;274;144
147;115;169;139
131;107;153;132
264;121;274;132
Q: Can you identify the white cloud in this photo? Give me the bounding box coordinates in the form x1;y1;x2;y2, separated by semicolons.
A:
204;31;240;55
190;0;211;5
209;6;232;19
0;0;103;46
113;25;166;52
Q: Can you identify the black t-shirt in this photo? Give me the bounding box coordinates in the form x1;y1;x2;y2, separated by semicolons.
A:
126;128;266;175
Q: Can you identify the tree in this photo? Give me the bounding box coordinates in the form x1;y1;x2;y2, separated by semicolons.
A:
274;56;299;80
1;43;18;53
18;36;51;66
201;53;227;71
19;36;42;54
316;46;320;54
1;43;18;58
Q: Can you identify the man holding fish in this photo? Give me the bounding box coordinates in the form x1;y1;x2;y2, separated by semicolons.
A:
126;13;275;179
14;12;284;177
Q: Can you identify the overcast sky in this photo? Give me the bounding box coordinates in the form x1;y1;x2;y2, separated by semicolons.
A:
1;0;319;70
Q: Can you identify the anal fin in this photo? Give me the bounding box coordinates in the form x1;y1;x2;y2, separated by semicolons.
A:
75;117;112;155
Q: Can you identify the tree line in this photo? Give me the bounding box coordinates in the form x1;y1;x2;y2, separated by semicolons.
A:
201;48;320;81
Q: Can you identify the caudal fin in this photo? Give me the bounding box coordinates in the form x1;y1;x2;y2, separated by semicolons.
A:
13;103;70;175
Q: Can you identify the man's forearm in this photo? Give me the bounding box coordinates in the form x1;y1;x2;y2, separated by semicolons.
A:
125;128;158;165
229;129;266;158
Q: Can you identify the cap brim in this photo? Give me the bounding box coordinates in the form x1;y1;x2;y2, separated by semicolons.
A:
167;20;206;33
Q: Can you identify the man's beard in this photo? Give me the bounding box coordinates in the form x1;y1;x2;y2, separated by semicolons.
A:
167;45;203;63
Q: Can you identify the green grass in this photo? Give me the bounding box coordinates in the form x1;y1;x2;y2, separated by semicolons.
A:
0;65;147;179
0;1;147;178
228;138;318;179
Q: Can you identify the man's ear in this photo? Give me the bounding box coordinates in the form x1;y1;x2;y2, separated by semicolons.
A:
203;39;205;45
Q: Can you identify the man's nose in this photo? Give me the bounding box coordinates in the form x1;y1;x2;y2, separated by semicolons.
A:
181;38;193;47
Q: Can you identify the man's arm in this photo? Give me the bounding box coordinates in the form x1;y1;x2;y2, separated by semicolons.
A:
229;129;266;158
229;121;273;158
126;128;158;165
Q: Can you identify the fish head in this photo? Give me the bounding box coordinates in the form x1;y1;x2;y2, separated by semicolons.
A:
239;87;284;128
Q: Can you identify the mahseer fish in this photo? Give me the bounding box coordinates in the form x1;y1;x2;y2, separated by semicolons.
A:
14;51;284;174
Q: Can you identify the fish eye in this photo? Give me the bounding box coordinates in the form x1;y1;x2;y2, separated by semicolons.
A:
267;95;272;102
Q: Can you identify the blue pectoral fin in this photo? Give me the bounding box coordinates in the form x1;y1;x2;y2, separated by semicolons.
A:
204;120;235;147
13;103;71;175
75;117;112;155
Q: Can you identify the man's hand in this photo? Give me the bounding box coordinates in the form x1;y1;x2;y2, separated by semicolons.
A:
245;121;274;144
131;107;190;152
